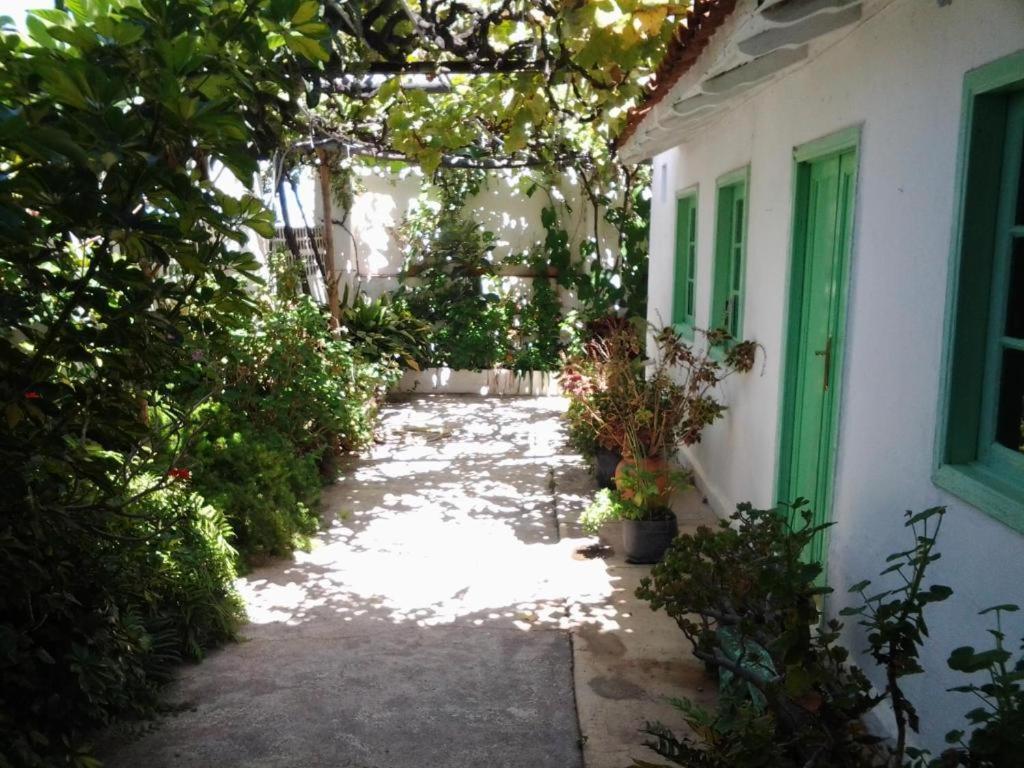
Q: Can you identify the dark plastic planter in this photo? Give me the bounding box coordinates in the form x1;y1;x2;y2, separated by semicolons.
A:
594;448;622;490
622;512;678;564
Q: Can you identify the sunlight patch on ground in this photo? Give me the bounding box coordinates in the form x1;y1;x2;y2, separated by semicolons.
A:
238;397;620;633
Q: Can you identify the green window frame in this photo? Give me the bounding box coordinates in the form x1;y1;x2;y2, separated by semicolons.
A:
936;50;1024;533
672;191;698;336
710;167;750;343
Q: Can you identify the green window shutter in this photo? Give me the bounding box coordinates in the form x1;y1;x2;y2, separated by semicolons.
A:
672;193;697;334
711;169;749;343
936;52;1024;531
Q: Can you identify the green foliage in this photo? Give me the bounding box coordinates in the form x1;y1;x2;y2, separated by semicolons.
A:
0;2;363;763
634;503;953;768
635;501;1024;767
338;285;431;372
581;488;641;534
561;164;652;324
580;487;678;535
216;293;392;456
0;478;245;768
507;265;563;373
388;160;652;372
189;403;320;562
317;3;682;174
116;478;245;661
839;508;953;760
935;605;1024;767
395;177;512;369
565;397;600;460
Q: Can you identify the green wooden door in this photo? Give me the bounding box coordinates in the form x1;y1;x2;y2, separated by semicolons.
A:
779;148;857;570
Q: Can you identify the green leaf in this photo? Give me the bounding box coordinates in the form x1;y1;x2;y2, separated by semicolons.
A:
980;603;1019;615
284;33;327;62
290;0;319;25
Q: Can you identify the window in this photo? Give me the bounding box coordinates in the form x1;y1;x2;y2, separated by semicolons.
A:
710;168;749;342
936;51;1024;531
672;192;698;336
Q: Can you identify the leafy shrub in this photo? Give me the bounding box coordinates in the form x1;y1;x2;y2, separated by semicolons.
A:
635;503;951;768
0;478;244;768
580;487;679;534
561;323;760;459
216;295;392;457
188;404;321;562
0;2;340;763
565;397;600;459
115;478;245;660
931;605;1024;767
338;286;431;372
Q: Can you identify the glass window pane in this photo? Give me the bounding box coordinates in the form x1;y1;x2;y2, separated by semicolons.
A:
1007;237;1024;339
996;347;1024;450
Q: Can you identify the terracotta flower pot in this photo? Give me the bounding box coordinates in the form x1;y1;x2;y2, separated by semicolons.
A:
614;455;672;508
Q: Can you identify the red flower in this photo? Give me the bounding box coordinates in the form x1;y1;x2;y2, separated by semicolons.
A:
24;391;41;400
168;467;191;481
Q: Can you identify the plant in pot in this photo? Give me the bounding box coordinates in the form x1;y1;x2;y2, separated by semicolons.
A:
580;466;690;564
560;322;643;488
574;322;761;562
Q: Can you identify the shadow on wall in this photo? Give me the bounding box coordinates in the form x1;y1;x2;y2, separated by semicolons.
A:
238;396;633;637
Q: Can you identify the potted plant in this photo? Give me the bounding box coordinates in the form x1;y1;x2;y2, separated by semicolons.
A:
580;465;690;563
560;321;643;487
573;321;761;563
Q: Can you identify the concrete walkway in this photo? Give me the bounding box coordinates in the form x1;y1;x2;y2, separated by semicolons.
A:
99;396;715;768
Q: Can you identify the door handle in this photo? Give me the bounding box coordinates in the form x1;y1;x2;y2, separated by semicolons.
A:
814;336;833;392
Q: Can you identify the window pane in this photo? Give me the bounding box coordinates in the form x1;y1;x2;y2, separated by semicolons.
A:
1008;237;1024;339
996;347;1024;450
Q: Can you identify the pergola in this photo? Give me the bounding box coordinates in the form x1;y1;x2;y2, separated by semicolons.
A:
267;1;692;326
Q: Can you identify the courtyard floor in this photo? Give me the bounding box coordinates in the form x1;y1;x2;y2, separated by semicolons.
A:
99;396;715;768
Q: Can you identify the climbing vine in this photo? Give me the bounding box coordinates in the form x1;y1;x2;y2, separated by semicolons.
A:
391;160;650;371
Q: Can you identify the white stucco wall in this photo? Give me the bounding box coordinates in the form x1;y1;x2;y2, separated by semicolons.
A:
644;0;1024;748
330;165;617;302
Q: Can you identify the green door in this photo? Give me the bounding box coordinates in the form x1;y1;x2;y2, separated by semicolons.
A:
779;148;857;570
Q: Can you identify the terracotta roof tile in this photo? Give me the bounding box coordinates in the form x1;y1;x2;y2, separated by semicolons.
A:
616;0;739;150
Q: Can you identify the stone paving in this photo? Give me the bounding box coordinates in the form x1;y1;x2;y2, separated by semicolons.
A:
99;395;715;768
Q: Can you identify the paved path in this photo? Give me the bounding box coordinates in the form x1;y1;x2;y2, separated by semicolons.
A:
101;397;596;768
100;395;715;768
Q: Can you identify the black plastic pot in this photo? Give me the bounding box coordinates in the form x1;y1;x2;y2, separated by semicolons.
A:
622;512;678;564
594;448;622;490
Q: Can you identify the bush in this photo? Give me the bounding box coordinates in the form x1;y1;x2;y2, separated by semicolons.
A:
634;502;950;768
338;287;431;372
0;479;244;768
189;404;321;562
565;397;600;459
0;0;324;761
216;294;393;458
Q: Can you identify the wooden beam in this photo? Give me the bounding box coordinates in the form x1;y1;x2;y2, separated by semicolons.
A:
359;59;543;75
295;137;578;170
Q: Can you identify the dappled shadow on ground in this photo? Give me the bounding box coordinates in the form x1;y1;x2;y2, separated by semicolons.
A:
239;395;624;635
97;395;697;768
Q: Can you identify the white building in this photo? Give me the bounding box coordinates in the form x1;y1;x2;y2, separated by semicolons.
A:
619;0;1024;747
